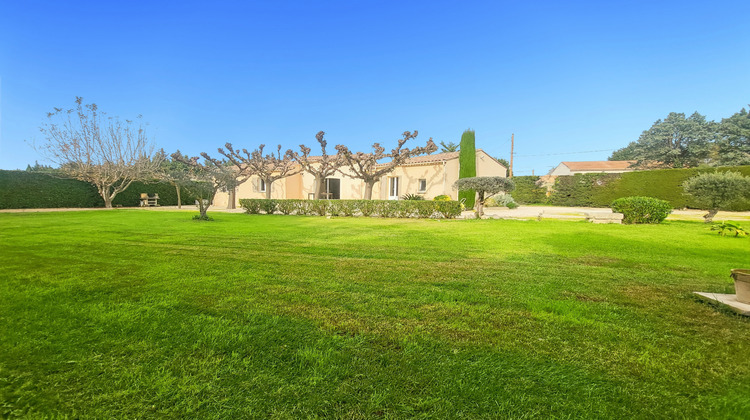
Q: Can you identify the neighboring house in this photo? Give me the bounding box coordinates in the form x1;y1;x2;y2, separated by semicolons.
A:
547;160;637;176
212;149;506;207
538;160;639;193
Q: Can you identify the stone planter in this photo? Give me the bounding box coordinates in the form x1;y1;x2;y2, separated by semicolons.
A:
730;269;750;304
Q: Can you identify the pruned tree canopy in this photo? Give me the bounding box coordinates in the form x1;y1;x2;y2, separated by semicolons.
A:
219;144;299;199
294;131;344;199
35;97;162;208
335;130;437;200
683;171;750;222
453;176;515;217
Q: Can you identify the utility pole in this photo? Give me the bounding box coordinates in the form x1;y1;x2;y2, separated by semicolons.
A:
509;133;514;178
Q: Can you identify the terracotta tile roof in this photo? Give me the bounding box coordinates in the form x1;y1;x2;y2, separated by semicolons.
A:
562;161;637;171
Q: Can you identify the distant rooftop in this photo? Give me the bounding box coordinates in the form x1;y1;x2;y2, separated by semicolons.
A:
561;160;637;171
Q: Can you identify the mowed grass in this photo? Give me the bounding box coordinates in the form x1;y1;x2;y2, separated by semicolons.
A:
1;211;749;418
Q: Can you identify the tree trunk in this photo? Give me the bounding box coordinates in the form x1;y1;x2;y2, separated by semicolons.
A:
704;208;719;223
314;176;325;199
265;181;272;199
476;192;485;217
364;181;375;200
103;197;113;209
227;187;236;209
176;185;182;209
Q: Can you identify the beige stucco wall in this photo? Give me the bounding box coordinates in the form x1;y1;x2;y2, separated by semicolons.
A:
213;150;507;205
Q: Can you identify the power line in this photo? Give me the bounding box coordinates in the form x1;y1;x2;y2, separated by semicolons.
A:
514;148;615;158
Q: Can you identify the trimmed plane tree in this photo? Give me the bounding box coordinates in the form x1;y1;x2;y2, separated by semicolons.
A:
454;176;515;217
35;97;162;208
335;131;437;200
219;144;300;199
294;131;345;199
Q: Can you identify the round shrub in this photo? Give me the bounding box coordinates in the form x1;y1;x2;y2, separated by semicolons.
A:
611;196;672;224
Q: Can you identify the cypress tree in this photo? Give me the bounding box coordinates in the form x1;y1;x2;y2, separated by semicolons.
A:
458;129;477;208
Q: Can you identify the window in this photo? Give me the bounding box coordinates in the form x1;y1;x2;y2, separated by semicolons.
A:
418;179;427;193
259;179;266;192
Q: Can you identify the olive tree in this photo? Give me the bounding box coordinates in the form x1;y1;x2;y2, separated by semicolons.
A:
35;97;162;208
171;151;240;220
683;171;750;223
453;176;515;217
335;131;437;200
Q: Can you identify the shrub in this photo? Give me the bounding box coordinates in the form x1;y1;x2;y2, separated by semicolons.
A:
310;200;329;216
487;192;518;208
338;200;357;216
610;196;672;224
260;199;277;214
434;201;462;219
239;199;262;214
711;221;748;237
359;200;377;216
396;200;416;218
277;200;297;215
295;200;311;215
378;201;399;218
458;129;477;208
401;193;425;200
434;195;451;201
415;201;435;218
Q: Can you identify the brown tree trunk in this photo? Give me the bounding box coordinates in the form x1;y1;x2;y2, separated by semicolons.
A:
314;176;325;199
476;192;485;217
176;185;182;209
364;181;375;200
265;180;272;199
227;187;236;209
704;208;719;223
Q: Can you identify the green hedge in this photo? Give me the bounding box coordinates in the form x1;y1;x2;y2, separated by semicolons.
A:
510;166;750;210
239;199;462;219
510;176;548;204
611;196;673;224
0;170;197;209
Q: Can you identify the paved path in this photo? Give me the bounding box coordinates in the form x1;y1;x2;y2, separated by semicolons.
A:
2;204;750;222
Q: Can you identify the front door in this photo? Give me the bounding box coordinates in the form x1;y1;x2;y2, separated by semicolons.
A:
388;177;399;200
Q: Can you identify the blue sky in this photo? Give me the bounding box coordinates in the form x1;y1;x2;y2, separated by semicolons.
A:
1;0;748;174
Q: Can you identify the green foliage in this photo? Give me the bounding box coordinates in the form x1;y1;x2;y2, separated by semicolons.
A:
238;199;461;219
486;192;518;208
711;221;748;237
541;166;750;210
509;176;548;204
683;171;750;211
260;199;278;215
0;170;195;209
611;196;673;224
716;108;750;166
433;195;451;201
438;141;459;152
609;112;715;168
458;130;477;208
192;214;214;221
454;177;515;197
401;193;425;200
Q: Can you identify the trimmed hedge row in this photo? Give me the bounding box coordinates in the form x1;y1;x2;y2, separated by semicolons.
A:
510;166;750;210
0;170;197;209
239;199;462;219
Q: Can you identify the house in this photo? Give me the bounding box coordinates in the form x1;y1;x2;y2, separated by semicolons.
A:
212;149;507;207
547;160;637;176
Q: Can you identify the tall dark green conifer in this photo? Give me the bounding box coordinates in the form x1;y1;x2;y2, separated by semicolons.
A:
458;129;476;208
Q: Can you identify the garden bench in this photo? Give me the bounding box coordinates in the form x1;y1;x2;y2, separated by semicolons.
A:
585;211;623;224
139;193;159;207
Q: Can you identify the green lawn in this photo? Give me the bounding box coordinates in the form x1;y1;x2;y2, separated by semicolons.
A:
1;211;749;418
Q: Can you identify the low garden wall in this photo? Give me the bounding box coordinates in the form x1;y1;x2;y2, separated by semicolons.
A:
239;198;463;219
